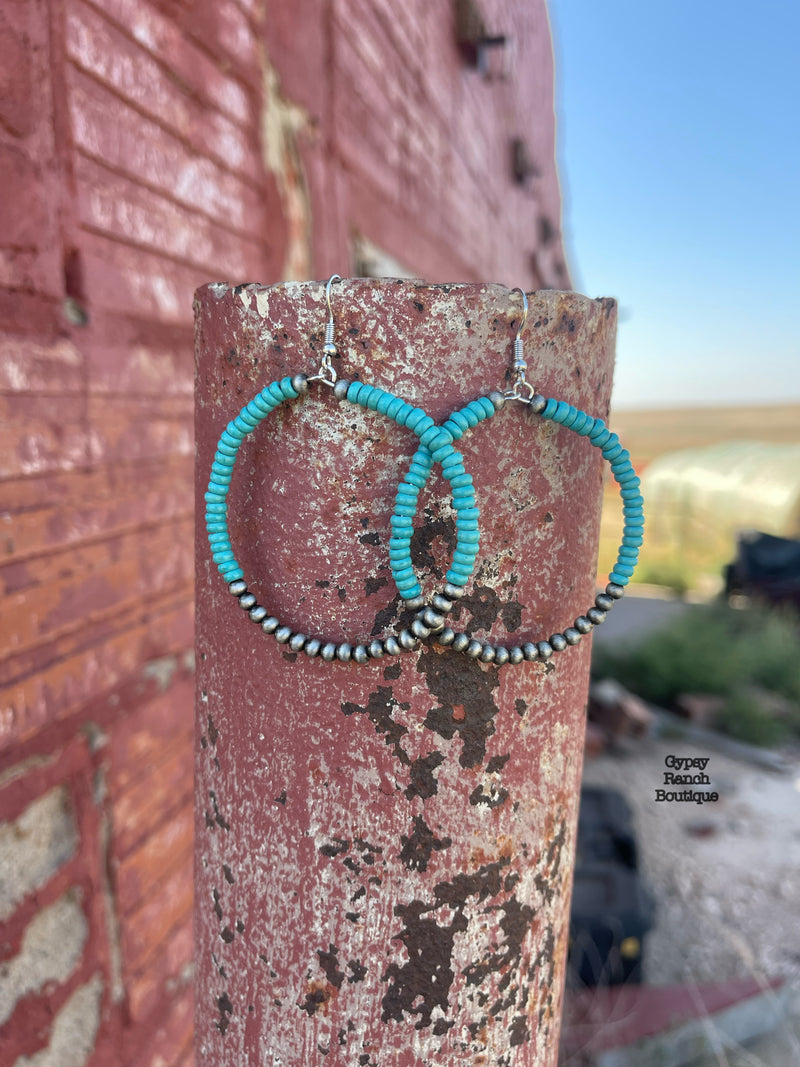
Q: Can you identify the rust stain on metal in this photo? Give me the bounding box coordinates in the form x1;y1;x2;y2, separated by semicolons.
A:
195;281;616;1065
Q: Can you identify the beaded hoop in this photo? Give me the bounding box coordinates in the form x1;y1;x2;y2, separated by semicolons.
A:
393;391;644;666
205;372;483;662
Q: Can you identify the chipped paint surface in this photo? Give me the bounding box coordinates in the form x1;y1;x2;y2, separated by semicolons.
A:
194;280;616;1065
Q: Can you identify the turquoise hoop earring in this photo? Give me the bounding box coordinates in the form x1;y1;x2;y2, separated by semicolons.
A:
204;276;483;663
391;288;644;667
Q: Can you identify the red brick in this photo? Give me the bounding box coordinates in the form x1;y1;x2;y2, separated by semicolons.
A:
0;456;192;560
127;916;192;1022
86;0;253;128
0;519;193;655
75;153;264;278
68;69;269;237
107;677;195;793
0;594;193;750
65;0;261;184
122;856;192;974
0;144;51;250
115;803;193;915
112;741;192;859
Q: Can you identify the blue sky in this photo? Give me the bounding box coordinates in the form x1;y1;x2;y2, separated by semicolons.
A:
548;1;800;409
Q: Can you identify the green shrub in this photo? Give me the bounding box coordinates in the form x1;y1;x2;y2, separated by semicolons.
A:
593;601;800;746
717;690;787;748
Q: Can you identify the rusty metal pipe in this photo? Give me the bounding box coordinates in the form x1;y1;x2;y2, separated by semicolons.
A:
194;279;616;1065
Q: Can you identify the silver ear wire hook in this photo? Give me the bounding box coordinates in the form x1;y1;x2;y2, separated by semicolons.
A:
310;273;342;386
505;287;535;402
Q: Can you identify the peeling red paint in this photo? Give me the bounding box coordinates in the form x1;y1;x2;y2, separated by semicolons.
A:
195;280;616;1065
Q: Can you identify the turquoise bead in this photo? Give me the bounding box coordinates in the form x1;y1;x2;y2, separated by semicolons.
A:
621;535;643;548
458;530;480;544
376;391;395;415
464;400;486;423
453;497;477;511
219;564;243;581
619;546;639;559
347;380;366;404
430;442;453;464
448;410;471;435
457;507;480;521
613;562;636;577
609;571;630;586
419;425;443;449
385;396;405;420
450;473;473;488
542;397;559;419
394;503;417;517
279;376;297;398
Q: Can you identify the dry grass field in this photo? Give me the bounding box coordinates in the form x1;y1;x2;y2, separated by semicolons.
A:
610;403;800;467
596;403;800;594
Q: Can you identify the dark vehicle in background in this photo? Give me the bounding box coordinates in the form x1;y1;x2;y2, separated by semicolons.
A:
567;786;655;987
723;531;800;607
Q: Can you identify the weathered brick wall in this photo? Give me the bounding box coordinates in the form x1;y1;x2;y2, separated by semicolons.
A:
0;1;566;1064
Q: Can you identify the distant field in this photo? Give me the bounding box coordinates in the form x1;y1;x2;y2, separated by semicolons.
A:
609;403;800;468
597;403;800;594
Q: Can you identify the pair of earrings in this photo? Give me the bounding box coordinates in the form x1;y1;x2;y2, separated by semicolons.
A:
204;277;643;668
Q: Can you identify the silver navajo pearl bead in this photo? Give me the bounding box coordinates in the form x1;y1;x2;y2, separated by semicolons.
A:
479;644;496;663
383;636;402;656
410;619;432;640
563;627;582;646
431;594;453;614
249;605;268;623
228;580;247;597
336;643;352;662
292;374;309;394
320;642;337;661
508;647;524;664
530;394;547;413
421;608;445;631
537;641;554;660
443;582;466;601
488;391;505;410
353;645;369;664
452;633;470;653
304;638;322;657
398;629;418;651
333;379;350;401
438;628;456;646
238;593;257;611
289;633;307;652
368;640;384;659
261;617;280;634
494;646;510;667
587;607;606;626
606;582;625;599
575;616;593;635
522;643;539;661
275;626;293;643
465;639;483;659
403;595;426;611
595;593;615;612
549;633;567;652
